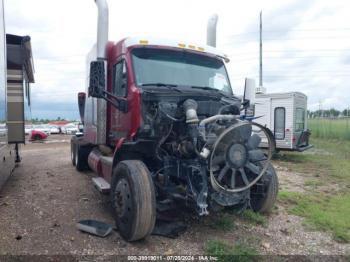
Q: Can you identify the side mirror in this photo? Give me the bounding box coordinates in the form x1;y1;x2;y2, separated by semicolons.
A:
89;60;106;98
78;92;86;124
243;78;256;116
243;78;256;106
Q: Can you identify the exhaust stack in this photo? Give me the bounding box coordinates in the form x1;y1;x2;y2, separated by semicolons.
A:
95;0;109;59
89;0;108;145
207;14;218;47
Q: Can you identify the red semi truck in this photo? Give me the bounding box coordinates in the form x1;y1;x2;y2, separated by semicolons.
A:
71;0;278;241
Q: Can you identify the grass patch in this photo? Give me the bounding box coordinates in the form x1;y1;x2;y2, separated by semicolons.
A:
205;239;258;262
304;179;324;189
275;138;350;243
210;215;235;231
309;118;350;141
276;138;350;184
279;191;350;243
239;210;267;226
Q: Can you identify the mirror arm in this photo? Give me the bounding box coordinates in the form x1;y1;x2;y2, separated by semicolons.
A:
100;90;127;112
240;99;250;111
102;90;120;101
103;95;120;109
98;90;120;109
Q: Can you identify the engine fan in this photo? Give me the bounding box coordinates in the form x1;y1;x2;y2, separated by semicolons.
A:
209;121;274;193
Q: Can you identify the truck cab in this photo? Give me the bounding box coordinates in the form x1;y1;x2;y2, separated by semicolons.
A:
84;37;231;147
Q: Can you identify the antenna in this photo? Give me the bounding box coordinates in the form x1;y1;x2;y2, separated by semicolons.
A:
255;11;266;94
259;11;262;87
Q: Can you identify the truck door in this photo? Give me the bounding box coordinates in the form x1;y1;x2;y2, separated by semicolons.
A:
109;59;128;142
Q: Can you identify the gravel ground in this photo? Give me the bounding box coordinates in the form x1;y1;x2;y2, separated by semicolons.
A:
0;135;349;256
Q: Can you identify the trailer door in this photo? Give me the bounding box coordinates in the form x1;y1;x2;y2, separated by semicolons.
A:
271;97;293;149
274;107;285;140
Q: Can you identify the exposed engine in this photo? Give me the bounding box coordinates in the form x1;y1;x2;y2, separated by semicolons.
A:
138;93;274;216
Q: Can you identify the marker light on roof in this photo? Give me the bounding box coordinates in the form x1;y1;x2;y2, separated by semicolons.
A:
124;37;230;62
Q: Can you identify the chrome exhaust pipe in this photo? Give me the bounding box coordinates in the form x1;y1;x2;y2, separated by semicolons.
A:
207;14;218;47
95;0;109;59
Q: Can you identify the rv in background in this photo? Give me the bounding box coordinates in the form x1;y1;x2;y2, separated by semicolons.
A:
0;0;35;190
254;91;312;152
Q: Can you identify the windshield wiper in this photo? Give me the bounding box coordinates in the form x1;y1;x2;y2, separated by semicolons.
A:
191;85;231;98
140;83;182;92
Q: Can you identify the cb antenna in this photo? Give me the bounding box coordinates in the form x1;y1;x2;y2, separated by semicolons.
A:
259;11;263;88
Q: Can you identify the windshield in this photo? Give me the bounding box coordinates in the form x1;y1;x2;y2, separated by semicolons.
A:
131;48;232;95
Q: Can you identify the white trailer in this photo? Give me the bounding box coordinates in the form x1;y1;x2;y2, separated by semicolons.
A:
253;91;312;151
0;0;35;190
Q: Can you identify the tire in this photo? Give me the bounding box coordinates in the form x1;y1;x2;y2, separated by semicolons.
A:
250;163;279;213
110;160;156;242
75;144;90;171
34;134;41;140
71;138;76;166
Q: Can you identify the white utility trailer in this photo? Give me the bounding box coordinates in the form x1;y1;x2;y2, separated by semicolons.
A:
253;91;312;151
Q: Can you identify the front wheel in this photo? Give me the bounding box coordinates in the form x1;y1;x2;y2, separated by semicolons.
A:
110;160;156;241
250;163;279;213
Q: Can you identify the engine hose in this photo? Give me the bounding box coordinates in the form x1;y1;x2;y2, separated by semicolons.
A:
218;104;230;114
159;108;184;122
155;123;173;161
209;121;275;193
198;114;239;140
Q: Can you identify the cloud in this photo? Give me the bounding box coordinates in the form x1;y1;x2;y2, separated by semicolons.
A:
343;54;350;65
4;0;350;120
260;0;315;37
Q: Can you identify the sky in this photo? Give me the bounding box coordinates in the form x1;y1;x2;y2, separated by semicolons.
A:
4;0;350;120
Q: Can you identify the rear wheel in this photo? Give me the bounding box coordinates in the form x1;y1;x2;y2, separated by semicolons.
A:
110;160;156;241
75;144;90;171
71;138;76;166
250;163;279;213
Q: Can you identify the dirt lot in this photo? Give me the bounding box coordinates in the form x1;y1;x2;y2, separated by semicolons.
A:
0;135;349;256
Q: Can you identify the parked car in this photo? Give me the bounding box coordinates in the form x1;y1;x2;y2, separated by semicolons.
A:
49;125;60;134
25;125;32;135
32;124;51;135
30;130;48;141
62;123;79;135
